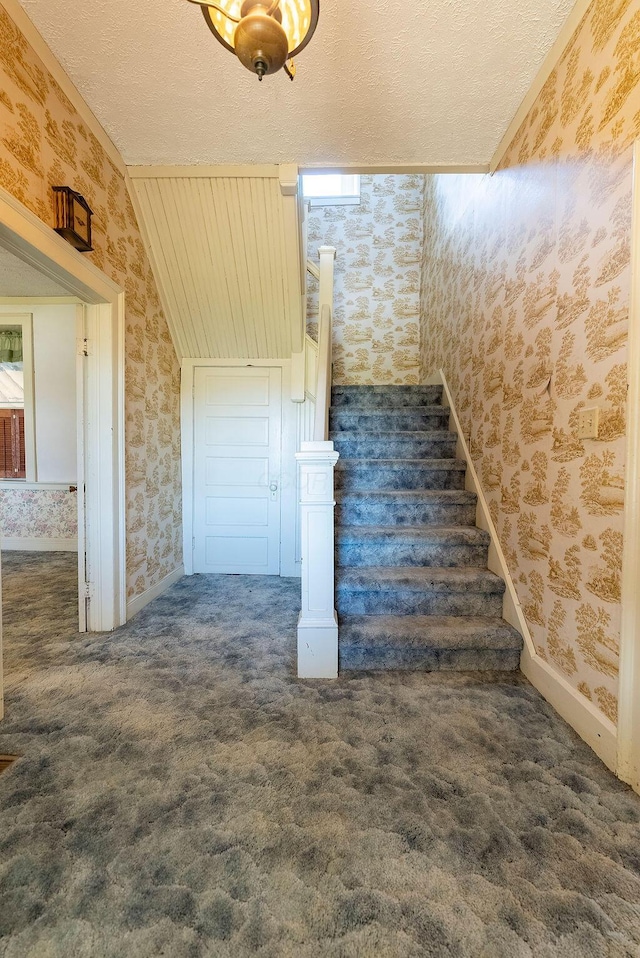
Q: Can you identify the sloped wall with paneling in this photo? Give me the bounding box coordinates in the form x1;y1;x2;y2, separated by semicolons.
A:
129;168;303;360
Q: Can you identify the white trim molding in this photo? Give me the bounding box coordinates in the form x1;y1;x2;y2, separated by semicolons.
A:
180;357;299;580
128;165;282;179
1;537;77;552
0;297;81;305
296;440;339;678
438;370;534;650
437;368;617;774
0;184;126;636
0;482;76;491
521;645;617;771
299;164;490;175
618;141;640;794
0;186;123;305
127;565;184;620
128;163;488;180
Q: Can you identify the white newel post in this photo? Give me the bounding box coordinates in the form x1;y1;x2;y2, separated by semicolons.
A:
296;440;339;678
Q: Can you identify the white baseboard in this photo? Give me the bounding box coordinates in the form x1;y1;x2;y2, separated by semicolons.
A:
437;368;618;775
297;613;339;678
1;537;77;552
521;646;617;771
126;564;184;620
439;369;535;649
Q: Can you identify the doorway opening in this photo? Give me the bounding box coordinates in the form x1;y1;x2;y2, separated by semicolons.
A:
181;359;299;579
192;365;283;575
0;300;84;697
0;185;125;719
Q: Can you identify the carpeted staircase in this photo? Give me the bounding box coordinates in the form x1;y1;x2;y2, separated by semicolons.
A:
331;384;523;671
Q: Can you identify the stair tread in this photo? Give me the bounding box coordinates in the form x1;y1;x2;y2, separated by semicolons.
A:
333;385;441;390
336;489;476;501
332;430;456;439
339;614;523;651
331;405;448;415
333;405;444;410
336;566;506;593
332;385;441;392
331;384;514;672
336;458;465;469
337;525;489;542
332;387;443;401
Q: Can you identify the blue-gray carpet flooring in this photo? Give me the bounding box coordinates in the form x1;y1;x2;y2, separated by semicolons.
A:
0;552;639;957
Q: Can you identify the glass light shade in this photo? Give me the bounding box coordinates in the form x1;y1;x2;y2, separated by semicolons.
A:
202;0;319;59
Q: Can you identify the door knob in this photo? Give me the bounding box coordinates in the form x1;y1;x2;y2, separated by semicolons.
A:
269;481;278;500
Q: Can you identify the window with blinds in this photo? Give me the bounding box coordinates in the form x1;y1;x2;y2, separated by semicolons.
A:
0;407;26;478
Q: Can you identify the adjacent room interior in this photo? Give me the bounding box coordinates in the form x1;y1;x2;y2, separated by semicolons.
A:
0;248;83;660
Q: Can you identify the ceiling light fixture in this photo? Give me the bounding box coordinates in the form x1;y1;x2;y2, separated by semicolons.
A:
186;0;319;80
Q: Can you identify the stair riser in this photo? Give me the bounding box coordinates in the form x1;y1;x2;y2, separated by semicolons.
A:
336;501;477;526
335;467;466;491
336;591;504;617
336;542;489;568
338;616;523;651
333;437;457;459
330;412;450;432
330;383;519;674
331;386;443;407
339;647;521;671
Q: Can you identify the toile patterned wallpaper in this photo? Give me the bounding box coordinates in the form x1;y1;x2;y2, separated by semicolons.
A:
0;4;182;599
420;0;640;724
306;175;423;385
0;487;77;539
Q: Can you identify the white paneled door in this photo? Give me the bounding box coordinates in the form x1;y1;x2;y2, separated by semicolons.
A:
193;366;282;574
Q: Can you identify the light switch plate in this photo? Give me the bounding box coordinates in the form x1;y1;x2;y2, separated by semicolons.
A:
578;406;600;439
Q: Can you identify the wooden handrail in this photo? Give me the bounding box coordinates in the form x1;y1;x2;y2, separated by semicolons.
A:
313;304;332;441
306;259;320;280
311;245;336;437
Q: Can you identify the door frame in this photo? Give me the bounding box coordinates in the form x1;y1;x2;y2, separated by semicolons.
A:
181;358;298;578
0;184;126;714
76;303;88;633
618;141;640;794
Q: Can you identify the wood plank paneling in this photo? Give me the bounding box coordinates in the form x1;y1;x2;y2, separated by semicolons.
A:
130;170;302;360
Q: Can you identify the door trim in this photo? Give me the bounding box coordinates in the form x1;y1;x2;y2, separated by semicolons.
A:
0;186;126;647
618;140;640;794
181;358;298;578
192;365;282;575
76;304;87;633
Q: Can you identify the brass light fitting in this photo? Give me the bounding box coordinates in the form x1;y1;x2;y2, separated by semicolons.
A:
186;0;319;80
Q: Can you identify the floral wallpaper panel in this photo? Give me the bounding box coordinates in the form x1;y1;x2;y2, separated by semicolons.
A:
0;4;182;599
0;487;76;539
420;0;640;724
307;175;423;385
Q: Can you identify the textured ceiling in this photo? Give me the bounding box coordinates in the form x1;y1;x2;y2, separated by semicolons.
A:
15;0;577;167
0;245;72;297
